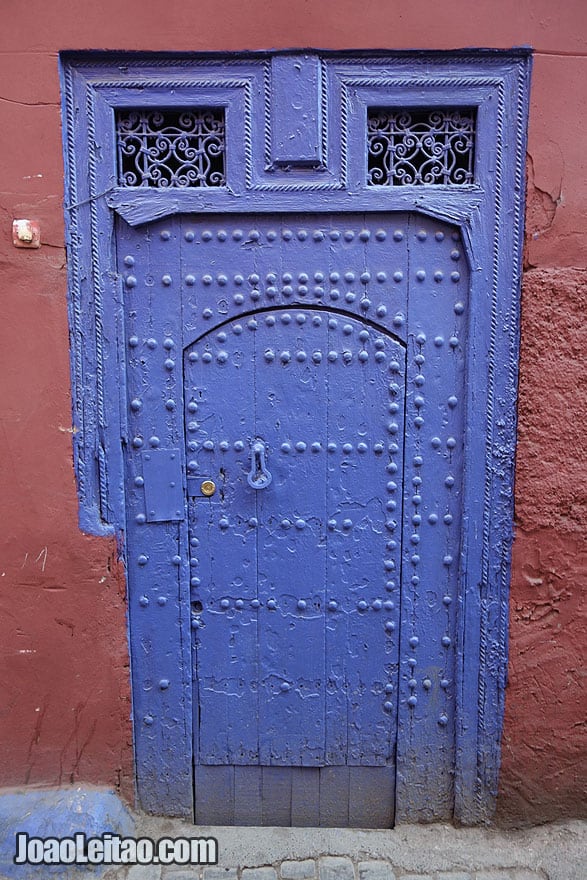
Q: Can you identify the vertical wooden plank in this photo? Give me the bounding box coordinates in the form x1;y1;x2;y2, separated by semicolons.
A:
121;215;193;817
319;767;349;827
194;766;234;825
396;214;466;821
261;767;292;826
255;221;329;766
348;767;394;828
184;304;260;767
234;767;263;825
291;768;320;826
325;215;404;772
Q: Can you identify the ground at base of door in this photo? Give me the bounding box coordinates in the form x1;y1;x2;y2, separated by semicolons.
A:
102;819;585;880
0;789;583;880
119;863;548;880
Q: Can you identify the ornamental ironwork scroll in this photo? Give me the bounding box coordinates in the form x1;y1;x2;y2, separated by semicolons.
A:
116;108;226;188
367;108;476;186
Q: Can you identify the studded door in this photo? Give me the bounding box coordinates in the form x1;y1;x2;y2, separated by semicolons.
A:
118;212;467;826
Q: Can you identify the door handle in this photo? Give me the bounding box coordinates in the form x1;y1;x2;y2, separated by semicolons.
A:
247;439;272;489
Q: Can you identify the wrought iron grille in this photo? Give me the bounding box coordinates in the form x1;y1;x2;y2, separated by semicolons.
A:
116;108;226;188
367;107;476;186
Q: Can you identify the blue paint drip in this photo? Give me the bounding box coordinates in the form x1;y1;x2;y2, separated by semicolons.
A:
0;789;134;879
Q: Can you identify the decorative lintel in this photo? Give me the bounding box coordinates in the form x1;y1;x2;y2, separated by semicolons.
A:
270;54;323;167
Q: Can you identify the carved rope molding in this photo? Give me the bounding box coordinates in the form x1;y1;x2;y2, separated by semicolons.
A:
63;64;86;505
86;90;109;519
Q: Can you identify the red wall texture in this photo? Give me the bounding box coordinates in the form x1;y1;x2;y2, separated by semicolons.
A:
0;1;585;824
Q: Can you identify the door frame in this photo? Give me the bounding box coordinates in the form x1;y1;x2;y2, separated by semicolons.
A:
60;49;531;824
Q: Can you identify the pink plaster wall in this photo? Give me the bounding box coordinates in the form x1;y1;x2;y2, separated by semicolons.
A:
0;0;585;823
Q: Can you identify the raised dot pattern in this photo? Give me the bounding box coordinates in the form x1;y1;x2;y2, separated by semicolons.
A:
126;219;465;727
174;223;412;332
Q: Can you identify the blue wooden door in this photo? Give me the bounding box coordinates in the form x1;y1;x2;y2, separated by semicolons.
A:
65;50;529;828
119;211;467;826
186;306;403;824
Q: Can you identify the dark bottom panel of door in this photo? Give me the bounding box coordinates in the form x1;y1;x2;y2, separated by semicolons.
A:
194;765;395;827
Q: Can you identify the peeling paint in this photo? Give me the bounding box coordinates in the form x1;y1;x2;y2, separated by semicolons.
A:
523;155;561;267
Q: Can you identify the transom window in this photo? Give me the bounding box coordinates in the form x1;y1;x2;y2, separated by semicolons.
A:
116;108;226;188
367;107;476;186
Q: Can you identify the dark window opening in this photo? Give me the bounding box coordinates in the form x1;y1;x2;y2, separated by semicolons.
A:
116;108;226;188
367;107;476;186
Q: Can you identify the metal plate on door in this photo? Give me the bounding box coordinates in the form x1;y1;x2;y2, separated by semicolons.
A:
142;448;184;522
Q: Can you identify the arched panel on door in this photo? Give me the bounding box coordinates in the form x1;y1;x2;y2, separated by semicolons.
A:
184;308;406;826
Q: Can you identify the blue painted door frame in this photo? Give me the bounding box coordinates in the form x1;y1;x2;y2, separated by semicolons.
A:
60;50;531;825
